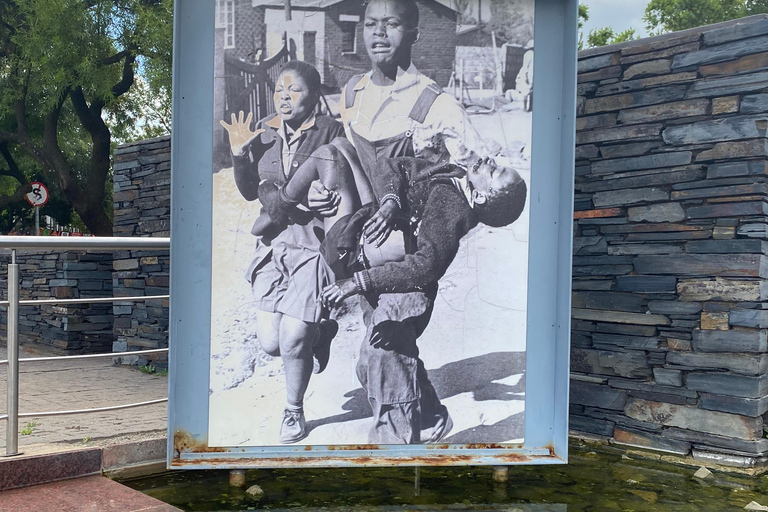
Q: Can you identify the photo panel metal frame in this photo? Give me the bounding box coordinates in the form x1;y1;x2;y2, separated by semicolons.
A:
167;0;577;468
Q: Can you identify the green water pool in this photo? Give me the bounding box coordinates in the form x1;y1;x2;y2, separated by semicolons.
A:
122;441;768;511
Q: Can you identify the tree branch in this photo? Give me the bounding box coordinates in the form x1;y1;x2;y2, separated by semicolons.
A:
0;141;27;185
0;182;33;210
99;49;132;66
111;53;137;98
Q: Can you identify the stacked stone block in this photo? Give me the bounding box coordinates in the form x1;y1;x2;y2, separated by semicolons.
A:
572;15;768;467
0;252;113;354
112;136;171;368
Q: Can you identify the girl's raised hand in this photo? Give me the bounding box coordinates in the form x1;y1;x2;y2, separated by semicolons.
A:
220;111;265;156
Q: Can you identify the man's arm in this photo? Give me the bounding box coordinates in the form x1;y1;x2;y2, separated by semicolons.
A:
360;184;475;293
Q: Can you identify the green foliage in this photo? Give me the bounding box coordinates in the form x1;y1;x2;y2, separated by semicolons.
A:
139;364;156;374
586;27;637;48
645;0;768;33
578;3;590;29
20;421;37;435
0;0;173;235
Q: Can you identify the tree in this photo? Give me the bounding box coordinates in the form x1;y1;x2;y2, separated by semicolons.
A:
586;27;637;48
0;0;172;235
645;0;768;33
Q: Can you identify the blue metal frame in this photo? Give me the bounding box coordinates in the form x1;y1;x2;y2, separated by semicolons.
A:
168;0;577;468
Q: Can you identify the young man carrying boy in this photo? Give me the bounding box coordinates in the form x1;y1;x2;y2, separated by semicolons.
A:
311;0;524;444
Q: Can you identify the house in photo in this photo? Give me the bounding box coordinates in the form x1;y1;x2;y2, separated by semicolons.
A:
214;0;460;169
218;0;460;90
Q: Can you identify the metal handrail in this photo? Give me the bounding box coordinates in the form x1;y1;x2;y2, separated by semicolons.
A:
0;295;169;306
0;398;168;420
0;348;169;366
0;236;169;250
2;236;171;457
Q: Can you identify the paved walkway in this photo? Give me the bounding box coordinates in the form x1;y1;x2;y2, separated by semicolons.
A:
0;475;181;512
0;347;168;453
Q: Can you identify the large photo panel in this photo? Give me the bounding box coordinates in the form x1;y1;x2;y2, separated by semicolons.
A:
208;0;534;447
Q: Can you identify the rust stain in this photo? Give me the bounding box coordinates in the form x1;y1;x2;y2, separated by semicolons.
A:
171;447;561;468
170;451;546;468
173;429;227;458
326;444;381;451
573;208;622;219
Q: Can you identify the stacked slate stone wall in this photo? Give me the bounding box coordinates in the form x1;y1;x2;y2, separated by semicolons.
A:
112;135;171;368
572;15;768;467
0;252;113;354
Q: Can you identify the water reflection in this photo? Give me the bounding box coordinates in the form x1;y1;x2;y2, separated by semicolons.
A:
123;441;768;512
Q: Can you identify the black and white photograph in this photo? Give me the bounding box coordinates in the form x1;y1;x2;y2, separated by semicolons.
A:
208;0;534;447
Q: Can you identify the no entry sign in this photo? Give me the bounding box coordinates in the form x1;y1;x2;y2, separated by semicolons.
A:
25;182;49;207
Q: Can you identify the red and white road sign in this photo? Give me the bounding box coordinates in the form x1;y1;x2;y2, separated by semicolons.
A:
25;182;49;207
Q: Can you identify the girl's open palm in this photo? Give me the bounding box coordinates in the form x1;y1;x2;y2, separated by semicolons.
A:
220;111;264;156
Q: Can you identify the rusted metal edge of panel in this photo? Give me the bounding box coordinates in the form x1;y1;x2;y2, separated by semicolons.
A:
171;452;563;469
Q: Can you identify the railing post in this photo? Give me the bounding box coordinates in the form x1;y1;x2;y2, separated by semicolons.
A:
4;249;20;456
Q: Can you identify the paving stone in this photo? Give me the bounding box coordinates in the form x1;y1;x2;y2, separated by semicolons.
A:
663;115;768;145
621;42;701;65
613;428;691;455
583;408;663;432
700;311;730;330
608;244;683;255
585;85;688;114
579;52;620;73
662;427;768;455
654;368;683;387
686;239;768;254
598;142;662;159
572;308;670;326
614;275;677;293
618;99;709;125
621;33;701;56
592;188;669;207
576;144;600;160
576;123;663;145
699;393;768;417
678;278;767;302
634;254;768;278
706;160;768;179
577;113;618;131
623;59;672;80
591;152;692;175
624;398;763;440
667;352;768;376
570;380;628;410
701;51;768;77
686;372;768;398
571;347;651;378
702;18;768;45
712;96;740;115
595;72;698;96
730;308;768;328
673;35;768;69
741;93;768;114
628;203;685;223
591;333;660;350
685;70;768;98
571;291;644;312
579;168;706;193
569;414;615;436
696;139;768;161
579;65;623;83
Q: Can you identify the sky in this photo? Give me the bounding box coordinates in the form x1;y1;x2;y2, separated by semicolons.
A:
580;0;651;39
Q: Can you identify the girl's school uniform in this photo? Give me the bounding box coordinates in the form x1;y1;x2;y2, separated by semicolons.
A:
231;112;345;323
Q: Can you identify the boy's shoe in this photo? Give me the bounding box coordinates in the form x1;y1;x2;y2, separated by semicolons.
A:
421;406;453;444
279;408;307;444
312;319;338;374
